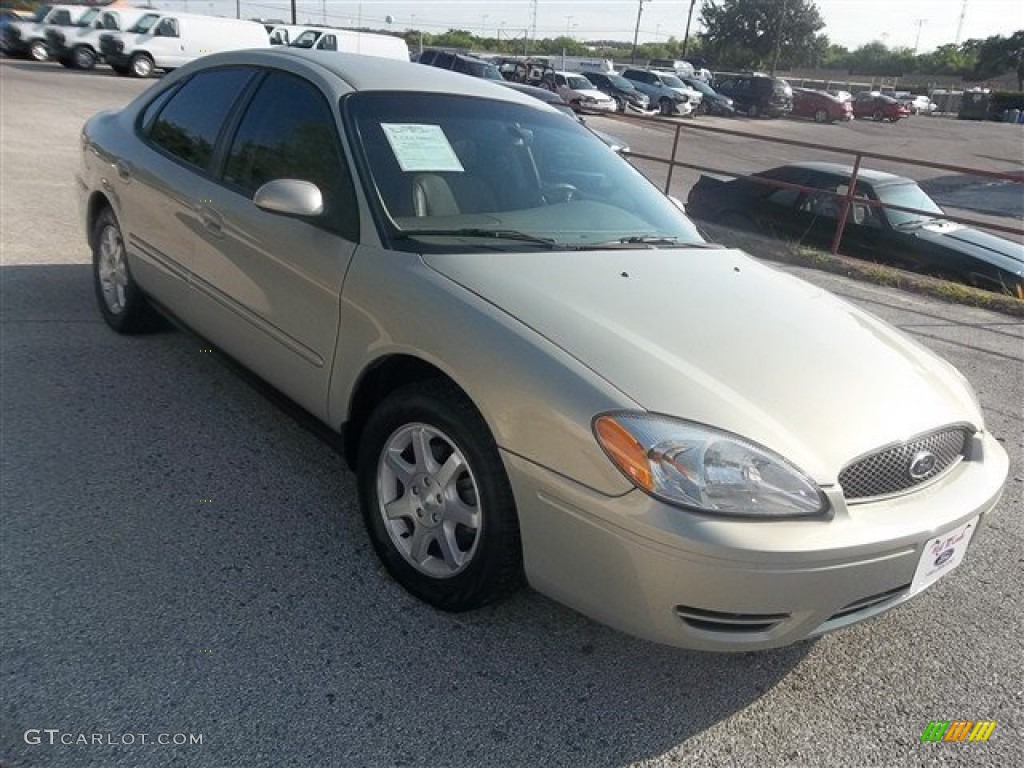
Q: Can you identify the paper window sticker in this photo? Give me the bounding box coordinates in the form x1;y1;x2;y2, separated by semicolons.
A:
381;123;465;173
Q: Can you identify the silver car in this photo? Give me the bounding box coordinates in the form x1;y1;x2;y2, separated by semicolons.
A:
78;49;1008;651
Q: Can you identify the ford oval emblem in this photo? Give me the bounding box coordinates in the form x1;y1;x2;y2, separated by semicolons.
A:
908;450;937;480
933;548;955;567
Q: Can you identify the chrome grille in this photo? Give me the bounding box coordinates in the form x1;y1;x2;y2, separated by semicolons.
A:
839;427;969;501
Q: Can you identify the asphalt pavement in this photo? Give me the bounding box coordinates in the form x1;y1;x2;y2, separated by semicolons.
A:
2;58;1022;768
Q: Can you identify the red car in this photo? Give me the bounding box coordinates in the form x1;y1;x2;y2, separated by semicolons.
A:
851;93;911;122
791;88;853;123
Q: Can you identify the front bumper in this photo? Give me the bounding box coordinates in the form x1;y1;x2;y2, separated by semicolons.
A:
578;100;618;115
505;430;1008;652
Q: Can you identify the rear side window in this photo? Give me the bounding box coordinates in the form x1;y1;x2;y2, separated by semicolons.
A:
148;68;254;171
224;71;358;239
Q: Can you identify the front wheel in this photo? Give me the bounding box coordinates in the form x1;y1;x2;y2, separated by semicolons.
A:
29;40;49;62
91;207;159;333
357;381;523;612
73;45;97;70
814;108;828;123
129;52;154;78
659;97;674;116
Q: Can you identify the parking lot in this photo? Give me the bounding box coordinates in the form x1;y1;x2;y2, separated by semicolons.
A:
1;58;1022;768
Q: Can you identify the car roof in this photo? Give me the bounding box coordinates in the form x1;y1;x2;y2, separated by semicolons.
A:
161;48;538;106
776;162;912;186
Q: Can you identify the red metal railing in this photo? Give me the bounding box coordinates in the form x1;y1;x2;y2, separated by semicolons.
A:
613;118;1024;253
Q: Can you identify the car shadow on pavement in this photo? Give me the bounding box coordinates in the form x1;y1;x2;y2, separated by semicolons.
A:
3;264;810;768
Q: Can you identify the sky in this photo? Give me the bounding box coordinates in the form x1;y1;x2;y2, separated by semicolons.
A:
155;1;1023;53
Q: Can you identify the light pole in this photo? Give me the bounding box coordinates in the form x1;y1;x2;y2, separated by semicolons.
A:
913;18;927;54
682;0;697;58
631;0;648;65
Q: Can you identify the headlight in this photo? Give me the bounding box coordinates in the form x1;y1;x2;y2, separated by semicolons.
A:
594;413;828;518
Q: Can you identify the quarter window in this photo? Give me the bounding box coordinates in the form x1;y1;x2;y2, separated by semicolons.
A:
148;68;254;171
224;71;358;238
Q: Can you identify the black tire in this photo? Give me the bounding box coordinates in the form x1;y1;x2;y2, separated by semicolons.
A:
73;45;97;70
615;95;627;113
872;109;884;122
814;108;828;123
129;52;154;78
357;381;524;612
659;97;674;116
29;40;49;62
91;207;159;333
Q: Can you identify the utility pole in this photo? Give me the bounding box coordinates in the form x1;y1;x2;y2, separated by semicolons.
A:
769;0;789;76
913;18;927;55
955;0;968;44
631;0;647;65
682;0;697;58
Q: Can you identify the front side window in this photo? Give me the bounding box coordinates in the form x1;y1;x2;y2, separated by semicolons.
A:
224;71;357;238
50;10;71;25
155;18;178;38
128;14;160;34
148;68;254;171
347;92;704;252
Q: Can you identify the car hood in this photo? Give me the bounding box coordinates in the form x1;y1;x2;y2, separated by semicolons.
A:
423;247;982;484
911;223;1024;274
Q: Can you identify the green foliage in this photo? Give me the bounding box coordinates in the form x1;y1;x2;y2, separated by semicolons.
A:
699;0;826;71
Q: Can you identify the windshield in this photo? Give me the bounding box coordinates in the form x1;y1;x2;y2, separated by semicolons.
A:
566;75;594;90
606;75;636;90
686;79;715;97
347;92;704;253
74;8;100;27
876;183;944;227
128;14;160;34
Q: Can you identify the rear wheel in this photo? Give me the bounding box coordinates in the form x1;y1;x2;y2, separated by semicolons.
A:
29;40;49;62
129;52;154;78
91;207;160;334
872;109;885;122
357;381;524;612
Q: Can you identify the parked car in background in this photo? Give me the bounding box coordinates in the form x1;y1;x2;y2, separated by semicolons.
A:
46;6;151;70
79;49;1008;652
500;81;631;152
416;49;502;80
547;71;617;114
895;92;937;115
99;11;270;77
791;88;853;123
686;162;1024;297
851;92;911;122
620;67;696;116
581;70;653;114
680;76;735;116
2;3;98;61
713;73;793;117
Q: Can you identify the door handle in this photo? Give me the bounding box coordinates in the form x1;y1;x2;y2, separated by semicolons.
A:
196;206;224;237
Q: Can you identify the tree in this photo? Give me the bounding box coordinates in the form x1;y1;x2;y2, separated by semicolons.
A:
972;31;1024;90
698;0;826;71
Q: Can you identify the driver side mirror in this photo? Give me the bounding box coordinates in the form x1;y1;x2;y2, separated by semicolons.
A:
254;179;324;217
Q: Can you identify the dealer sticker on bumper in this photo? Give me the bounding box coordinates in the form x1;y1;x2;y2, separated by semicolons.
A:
910;517;978;595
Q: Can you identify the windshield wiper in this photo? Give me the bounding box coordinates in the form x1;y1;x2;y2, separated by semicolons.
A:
584;235;715;249
394;228;563;247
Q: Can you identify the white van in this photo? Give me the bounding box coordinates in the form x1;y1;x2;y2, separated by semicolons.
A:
46;6;153;70
2;3;100;61
288;26;410;60
99;12;270;77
